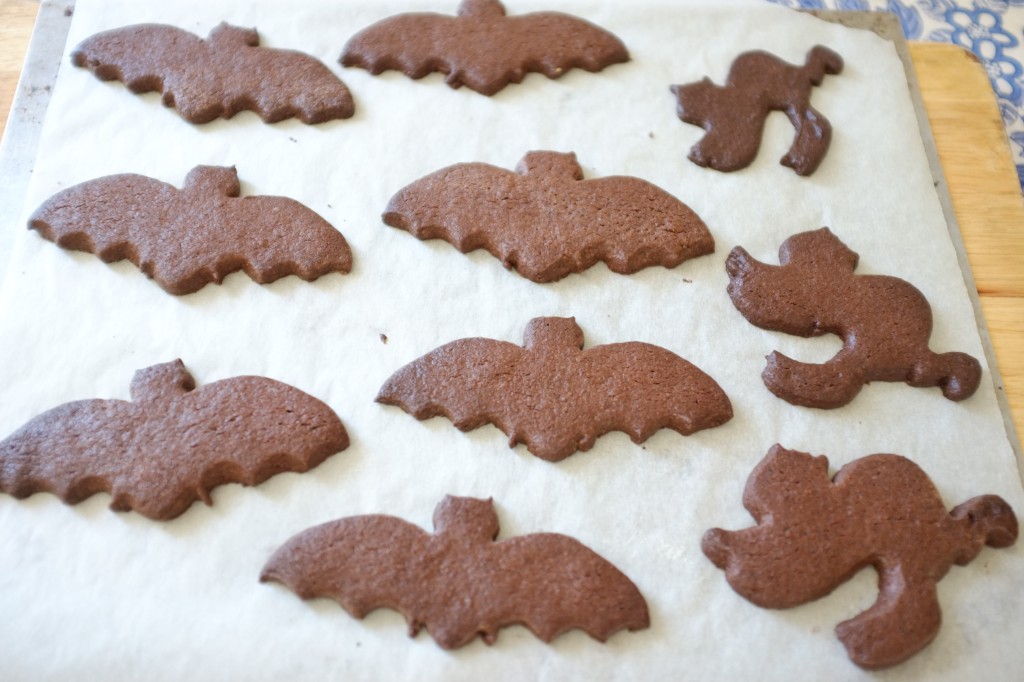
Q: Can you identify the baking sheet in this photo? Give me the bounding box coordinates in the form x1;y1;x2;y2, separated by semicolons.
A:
1;1;1022;680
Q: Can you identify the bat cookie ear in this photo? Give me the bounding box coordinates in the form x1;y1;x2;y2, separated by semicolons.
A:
433;495;500;542
208;22;260;48
515;151;584;180
129;360;197;403
183;166;242;197
458;0;507;18
523;317;585;351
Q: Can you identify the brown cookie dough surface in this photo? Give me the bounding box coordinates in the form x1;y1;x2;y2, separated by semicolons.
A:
30;165;352;295
383;150;714;282
0;360;349;521
671;45;842;175
376;316;732;461
341;0;628;96
73;22;354;124
703;444;1018;669
726;227;981;407
261;495;650;648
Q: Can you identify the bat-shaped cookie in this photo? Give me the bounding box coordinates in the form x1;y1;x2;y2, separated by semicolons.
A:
0;360;348;521
383;150;714;283
726;228;981;408
261;495;650;648
340;0;629;95
73;22;354;124
30;165;352;295
376;316;732;461
703;444;1018;669
671;45;843;176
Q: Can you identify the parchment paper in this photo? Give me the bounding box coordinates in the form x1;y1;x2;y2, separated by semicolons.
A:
1;1;1021;680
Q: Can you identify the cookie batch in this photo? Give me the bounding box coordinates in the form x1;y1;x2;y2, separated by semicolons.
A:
1;0;1017;674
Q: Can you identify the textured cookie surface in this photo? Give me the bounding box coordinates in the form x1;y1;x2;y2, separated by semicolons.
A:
702;444;1018;669
30;165;352;295
0;360;349;521
376;316;732;461
341;0;629;95
73;22;354;124
726;227;981;407
671;45;842;175
261;495;649;648
383;150;714;282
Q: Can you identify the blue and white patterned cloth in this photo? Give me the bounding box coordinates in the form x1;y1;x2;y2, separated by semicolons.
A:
766;0;1024;191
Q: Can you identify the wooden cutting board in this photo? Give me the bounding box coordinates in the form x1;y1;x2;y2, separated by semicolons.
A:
0;3;1021;442
909;43;1024;438
0;0;37;130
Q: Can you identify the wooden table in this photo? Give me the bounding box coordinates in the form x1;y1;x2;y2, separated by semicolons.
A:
910;43;1024;439
0;0;36;130
1;2;1022;443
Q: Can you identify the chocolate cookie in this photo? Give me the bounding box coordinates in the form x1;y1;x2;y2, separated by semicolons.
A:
261;495;649;648
30;165;352;295
0;360;349;521
703;444;1018;669
340;0;629;96
73;22;354;124
383;150;714;282
376;316;732;461
671;45;843;175
726;228;982;407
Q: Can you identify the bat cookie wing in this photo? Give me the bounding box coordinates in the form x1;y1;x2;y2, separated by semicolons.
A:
383;150;714;283
341;0;628;95
376;336;527;433
494;532;651;643
73;22;354;124
0;360;349;520
261;514;434;621
583;340;733;439
30;165;352;295
377;316;732;461
261;495;649;648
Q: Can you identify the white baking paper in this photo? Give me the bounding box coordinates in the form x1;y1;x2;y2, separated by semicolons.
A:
0;1;1021;680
